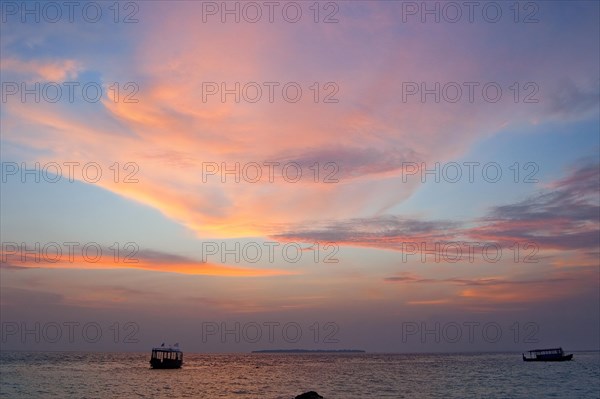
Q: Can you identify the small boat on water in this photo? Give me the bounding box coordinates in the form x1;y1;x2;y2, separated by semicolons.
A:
150;344;183;369
522;347;573;362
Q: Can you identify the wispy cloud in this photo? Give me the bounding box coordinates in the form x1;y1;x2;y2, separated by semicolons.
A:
385;266;597;307
1;57;82;81
471;161;599;249
273;160;600;252
0;247;294;277
545;78;600;119
3;3;598;239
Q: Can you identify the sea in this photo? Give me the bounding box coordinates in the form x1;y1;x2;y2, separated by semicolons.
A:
1;351;598;398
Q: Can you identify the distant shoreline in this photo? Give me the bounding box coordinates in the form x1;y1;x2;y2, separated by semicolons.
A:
251;349;366;353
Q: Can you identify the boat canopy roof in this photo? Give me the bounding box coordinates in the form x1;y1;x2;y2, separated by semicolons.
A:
527;347;563;353
152;347;182;352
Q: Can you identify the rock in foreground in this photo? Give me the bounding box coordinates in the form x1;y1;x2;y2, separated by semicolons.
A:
295;392;323;399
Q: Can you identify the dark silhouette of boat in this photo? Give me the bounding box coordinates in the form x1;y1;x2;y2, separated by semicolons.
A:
150;344;183;369
522;347;573;362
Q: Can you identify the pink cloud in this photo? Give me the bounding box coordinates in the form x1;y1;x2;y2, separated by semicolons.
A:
2;3;597;240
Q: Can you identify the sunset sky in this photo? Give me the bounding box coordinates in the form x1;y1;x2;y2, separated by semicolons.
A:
1;1;598;353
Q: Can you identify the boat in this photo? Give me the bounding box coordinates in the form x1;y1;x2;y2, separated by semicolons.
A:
522;347;573;362
150;344;183;369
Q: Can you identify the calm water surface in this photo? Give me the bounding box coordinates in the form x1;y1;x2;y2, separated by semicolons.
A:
1;352;598;398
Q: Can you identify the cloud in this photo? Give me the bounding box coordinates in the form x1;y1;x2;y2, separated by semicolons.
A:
272;216;460;248
0;247;295;277
384;266;597;307
1;57;82;81
273;160;600;253
471;161;599;249
270;146;424;181
384;273;572;286
1;2;598;241
545;78;600;120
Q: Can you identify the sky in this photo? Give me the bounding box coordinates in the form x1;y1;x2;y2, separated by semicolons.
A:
0;1;599;353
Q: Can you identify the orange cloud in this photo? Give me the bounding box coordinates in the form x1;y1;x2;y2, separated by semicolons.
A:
2;3;597;242
0;249;295;277
386;267;598;310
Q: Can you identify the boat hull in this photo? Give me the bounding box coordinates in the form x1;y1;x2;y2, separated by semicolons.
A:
523;354;573;362
150;358;182;369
